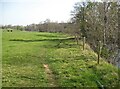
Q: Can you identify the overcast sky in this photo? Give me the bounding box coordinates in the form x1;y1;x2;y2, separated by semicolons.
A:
0;0;82;26
0;0;103;26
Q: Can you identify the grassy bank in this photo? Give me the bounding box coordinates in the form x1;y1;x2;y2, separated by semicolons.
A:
2;30;119;87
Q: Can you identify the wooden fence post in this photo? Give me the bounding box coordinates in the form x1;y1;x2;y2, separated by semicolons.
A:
76;35;79;45
83;37;85;50
98;41;102;64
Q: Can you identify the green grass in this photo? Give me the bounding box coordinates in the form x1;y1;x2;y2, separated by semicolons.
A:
2;30;119;87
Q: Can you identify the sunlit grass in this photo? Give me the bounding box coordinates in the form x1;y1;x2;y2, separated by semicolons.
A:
2;30;119;87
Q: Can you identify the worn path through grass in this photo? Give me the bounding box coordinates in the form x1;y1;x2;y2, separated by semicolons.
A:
43;64;57;87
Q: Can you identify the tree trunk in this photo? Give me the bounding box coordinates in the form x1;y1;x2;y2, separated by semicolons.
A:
103;2;107;46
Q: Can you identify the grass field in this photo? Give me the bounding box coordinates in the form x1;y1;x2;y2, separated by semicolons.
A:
2;30;119;87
